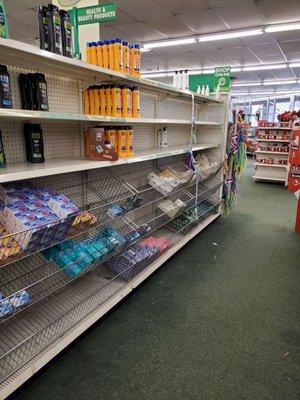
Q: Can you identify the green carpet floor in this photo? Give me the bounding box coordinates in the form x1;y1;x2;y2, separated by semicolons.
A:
9;160;300;400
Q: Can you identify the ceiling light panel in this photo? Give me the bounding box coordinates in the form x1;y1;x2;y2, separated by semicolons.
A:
265;23;300;33
262;80;298;86
232;82;262;87
243;64;287;71
198;28;263;42
143;37;196;49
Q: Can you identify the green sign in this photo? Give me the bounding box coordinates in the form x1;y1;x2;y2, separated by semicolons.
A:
76;2;116;25
213;66;231;91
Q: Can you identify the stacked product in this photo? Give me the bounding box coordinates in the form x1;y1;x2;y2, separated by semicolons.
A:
38;4;72;57
195;153;220;179
84;126;134;160
157;198;186;218
106;235;172;280
19;73;49;111
86;39;141;77
256;157;288;165
0;182;82;261
257;130;291;140
148;166;194;195
257;143;289;152
0;290;31;318
83;84;140;118
168;200;215;232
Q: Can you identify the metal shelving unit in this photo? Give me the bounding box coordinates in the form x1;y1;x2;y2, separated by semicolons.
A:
0;37;229;399
254;126;291;183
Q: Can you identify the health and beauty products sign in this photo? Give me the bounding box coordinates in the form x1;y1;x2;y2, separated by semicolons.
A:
213;66;231;91
75;3;116;25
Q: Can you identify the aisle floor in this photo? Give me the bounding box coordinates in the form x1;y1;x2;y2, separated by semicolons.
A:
9;160;300;400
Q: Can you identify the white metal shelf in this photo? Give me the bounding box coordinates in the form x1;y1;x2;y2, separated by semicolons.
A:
257;127;292;130
0;38;222;104
0;212;220;400
257;138;290;143
255;150;289;155
253;175;286;182
254;162;287;168
0;144;219;183
0;108;221;126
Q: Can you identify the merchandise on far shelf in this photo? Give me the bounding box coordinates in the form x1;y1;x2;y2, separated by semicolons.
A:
0;0;9;39
277;110;300;122
0;129;6;167
38;4;72;57
157;198;186;218
157;126;168;148
24;124;45;163
83;85;140;118
84;126;118;161
19;73;49;111
86;39;141;77
0;290;31;318
0;64;12;108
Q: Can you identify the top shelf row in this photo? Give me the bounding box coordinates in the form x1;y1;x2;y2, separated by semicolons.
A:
0;38;222;105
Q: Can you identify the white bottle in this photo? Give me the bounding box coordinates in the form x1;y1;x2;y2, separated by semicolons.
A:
201;85;205;95
196;85;201;94
161;127;168;148
173;71;178;88
182;69;188;91
205;85;210;96
177;71;183;90
215;84;221;99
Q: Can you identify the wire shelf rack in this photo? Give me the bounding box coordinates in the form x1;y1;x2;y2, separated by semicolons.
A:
0;201;220;384
0;179;222;323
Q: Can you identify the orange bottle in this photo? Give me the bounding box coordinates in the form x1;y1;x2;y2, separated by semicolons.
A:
86;42;92;63
99;85;106;115
122;41;130;74
130;44;141;77
93;85;100;115
90;42;98;65
96;41;103;67
105;85;112;116
102;40;109;69
121;84;132;117
111;84;122;117
108;39;115;70
88;87;95;115
126;126;134;156
116;127;127;157
105;127;117;150
114;38;123;73
132;86;140;118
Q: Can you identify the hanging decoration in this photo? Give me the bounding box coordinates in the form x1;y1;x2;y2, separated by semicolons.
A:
223;110;247;214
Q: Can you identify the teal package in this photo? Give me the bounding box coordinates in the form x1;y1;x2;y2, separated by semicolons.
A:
0;0;9;39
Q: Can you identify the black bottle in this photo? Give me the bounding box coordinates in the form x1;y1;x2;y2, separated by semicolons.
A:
19;74;33;110
24;124;45;163
38;6;50;51
32;73;49;111
47;4;62;55
60;10;72;58
0;65;12;108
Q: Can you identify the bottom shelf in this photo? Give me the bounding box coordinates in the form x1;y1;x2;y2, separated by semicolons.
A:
0;211;220;399
253;175;286;183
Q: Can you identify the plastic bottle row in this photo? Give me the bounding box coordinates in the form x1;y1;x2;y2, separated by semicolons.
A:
86;39;141;76
83;84;140;118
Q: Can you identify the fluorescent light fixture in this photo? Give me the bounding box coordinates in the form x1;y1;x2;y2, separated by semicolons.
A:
243;64;287;71
265;23;300;33
232;82;262;87
263;80;297;86
231;67;242;72
187;69;203;75
166;72;175;77
202;69;215;74
231;92;249;96
198;28;263;42
143;37;196;49
141;48;150;52
289;62;300;68
143;73;166;78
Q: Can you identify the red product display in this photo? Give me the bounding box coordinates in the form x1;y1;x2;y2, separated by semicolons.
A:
288;128;300;233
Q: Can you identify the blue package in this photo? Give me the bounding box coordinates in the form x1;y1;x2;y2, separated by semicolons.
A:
0;298;14;317
9;290;31;308
107;204;126;219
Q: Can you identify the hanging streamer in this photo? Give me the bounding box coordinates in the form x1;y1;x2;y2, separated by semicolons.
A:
223;110;248;214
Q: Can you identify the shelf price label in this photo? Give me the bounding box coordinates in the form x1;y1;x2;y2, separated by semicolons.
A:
73;3;116;25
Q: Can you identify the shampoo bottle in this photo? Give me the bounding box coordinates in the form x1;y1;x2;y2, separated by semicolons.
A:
0;129;6;167
24;124;45;163
47;4;63;55
60;10;72;58
0;65;12;109
38;6;49;51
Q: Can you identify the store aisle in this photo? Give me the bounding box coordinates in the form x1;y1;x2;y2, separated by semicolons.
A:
10;160;300;400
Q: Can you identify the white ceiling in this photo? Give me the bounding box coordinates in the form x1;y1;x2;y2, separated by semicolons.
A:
5;0;300;94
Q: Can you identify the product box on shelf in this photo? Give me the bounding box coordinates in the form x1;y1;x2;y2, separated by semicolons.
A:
288;128;300;192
